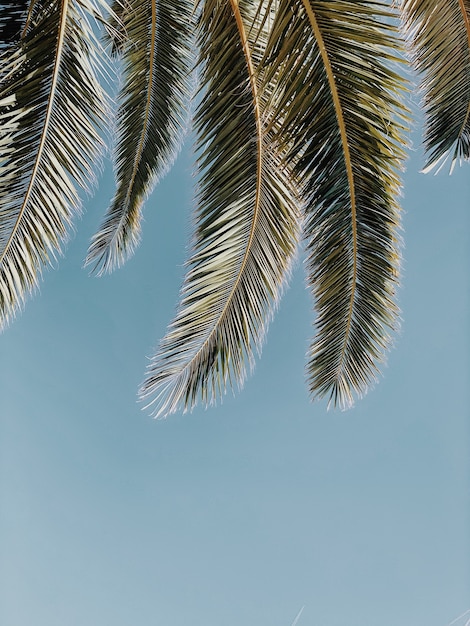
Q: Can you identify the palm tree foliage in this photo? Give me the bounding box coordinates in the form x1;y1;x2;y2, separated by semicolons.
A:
0;0;468;416
0;0;108;328
401;0;470;171
261;0;406;408
84;0;193;274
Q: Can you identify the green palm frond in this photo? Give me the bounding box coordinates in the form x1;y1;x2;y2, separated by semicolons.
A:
139;0;301;417
0;0;109;329
85;0;193;275
402;0;470;171
263;0;408;408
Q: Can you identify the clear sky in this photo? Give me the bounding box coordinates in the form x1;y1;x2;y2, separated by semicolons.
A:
0;108;469;624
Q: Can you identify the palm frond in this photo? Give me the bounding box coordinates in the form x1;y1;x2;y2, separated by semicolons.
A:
85;0;193;275
139;0;301;417
402;0;470;171
263;0;408;408
0;0;109;329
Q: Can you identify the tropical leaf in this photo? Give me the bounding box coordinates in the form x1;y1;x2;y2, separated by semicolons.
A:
0;0;109;329
402;0;470;171
85;0;193;275
139;0;301;417
263;0;408;408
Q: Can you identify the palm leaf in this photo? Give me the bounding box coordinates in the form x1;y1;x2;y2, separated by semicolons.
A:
85;0;193;275
0;0;109;329
263;0;408;408
402;0;470;171
139;0;301;417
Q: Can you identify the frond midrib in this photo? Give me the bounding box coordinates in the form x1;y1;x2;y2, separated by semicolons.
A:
458;0;470;48
301;0;357;379
174;0;264;375
116;0;157;234
21;0;37;38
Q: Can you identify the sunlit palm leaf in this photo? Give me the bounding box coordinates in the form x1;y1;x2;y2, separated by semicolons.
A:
402;0;470;171
263;0;407;408
85;0;193;275
0;0;108;329
139;0;301;417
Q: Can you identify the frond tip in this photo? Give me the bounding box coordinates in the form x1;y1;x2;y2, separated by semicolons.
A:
263;0;408;408
85;0;194;275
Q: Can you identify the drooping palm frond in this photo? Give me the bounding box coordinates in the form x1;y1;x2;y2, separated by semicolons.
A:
139;0;301;417
263;0;408;408
85;0;193;275
402;0;470;171
0;0;109;329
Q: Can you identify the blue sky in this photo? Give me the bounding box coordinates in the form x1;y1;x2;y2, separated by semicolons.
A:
0;109;469;624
